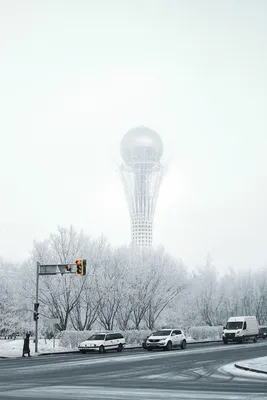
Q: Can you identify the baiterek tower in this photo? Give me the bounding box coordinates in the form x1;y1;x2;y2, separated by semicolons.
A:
119;126;164;249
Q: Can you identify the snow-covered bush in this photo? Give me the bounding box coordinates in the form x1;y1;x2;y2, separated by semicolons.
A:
121;330;151;345
59;331;93;348
189;325;223;340
59;330;152;348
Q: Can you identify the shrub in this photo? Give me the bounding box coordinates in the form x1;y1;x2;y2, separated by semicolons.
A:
189;326;223;340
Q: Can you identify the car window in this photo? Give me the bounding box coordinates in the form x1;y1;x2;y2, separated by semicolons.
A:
106;334;112;341
110;333;118;340
88;334;105;341
116;333;123;339
173;330;182;335
112;333;124;339
151;330;171;336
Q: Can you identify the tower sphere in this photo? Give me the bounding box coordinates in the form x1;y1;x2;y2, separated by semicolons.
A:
120;126;163;164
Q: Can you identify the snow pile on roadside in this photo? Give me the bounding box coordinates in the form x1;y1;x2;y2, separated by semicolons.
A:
235;356;267;374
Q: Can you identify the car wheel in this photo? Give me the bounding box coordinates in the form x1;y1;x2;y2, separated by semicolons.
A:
165;341;172;351
99;345;105;354
117;344;123;352
181;340;186;349
223;338;228;345
239;336;245;344
253;336;258;343
80;350;86;354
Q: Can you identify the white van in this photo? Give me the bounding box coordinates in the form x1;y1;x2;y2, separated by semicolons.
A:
222;316;259;344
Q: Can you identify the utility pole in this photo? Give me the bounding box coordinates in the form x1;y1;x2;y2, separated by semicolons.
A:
35;262;40;353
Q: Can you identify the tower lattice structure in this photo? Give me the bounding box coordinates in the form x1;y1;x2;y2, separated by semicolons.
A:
119;127;164;249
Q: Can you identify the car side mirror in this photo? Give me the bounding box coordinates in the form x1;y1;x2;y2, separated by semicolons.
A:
223;327;226;330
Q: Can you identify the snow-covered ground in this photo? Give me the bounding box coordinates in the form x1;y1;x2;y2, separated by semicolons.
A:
220;357;267;380
0;339;66;358
235;356;267;374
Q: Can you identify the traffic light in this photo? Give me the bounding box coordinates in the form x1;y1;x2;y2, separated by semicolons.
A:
34;311;39;321
75;259;86;276
34;303;39;321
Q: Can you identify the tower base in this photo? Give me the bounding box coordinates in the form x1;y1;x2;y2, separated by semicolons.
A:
131;216;153;248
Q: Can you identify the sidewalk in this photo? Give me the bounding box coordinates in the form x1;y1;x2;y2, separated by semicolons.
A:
235;356;267;375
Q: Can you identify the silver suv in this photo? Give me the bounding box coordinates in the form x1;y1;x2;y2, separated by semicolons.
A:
146;329;186;351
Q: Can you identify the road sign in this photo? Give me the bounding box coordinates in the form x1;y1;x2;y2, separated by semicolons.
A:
39;264;76;275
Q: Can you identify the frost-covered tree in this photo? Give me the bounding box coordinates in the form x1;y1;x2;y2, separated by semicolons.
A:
193;256;225;326
28;226;109;330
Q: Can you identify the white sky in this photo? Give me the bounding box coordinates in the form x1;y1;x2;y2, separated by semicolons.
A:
0;0;266;271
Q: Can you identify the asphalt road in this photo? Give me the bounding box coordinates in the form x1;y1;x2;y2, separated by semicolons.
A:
0;341;267;399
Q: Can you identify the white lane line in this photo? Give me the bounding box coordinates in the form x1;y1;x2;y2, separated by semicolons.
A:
2;385;266;399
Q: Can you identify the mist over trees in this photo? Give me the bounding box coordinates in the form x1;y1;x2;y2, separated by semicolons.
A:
0;226;267;336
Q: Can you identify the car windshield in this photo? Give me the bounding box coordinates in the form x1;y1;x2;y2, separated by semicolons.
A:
260;327;267;333
151;330;172;336
87;334;105;341
226;322;243;330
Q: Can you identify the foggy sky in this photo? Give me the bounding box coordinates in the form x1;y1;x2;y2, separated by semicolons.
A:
0;0;266;271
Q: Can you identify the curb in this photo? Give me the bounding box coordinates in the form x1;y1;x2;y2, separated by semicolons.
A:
189;340;222;345
39;350;80;356
234;363;267;375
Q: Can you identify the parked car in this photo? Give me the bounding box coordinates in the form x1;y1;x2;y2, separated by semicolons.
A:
7;332;20;340
222;316;259;344
146;329;186;351
259;326;267;339
78;332;125;354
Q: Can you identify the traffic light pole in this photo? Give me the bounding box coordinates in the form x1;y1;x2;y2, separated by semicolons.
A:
34;259;86;353
35;262;40;353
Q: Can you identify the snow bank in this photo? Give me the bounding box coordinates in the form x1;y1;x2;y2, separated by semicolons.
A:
235;356;267;374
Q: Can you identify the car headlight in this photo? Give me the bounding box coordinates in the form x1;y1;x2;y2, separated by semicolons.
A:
159;337;167;342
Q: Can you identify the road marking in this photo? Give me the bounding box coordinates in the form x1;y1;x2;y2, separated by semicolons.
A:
2;385;266;399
